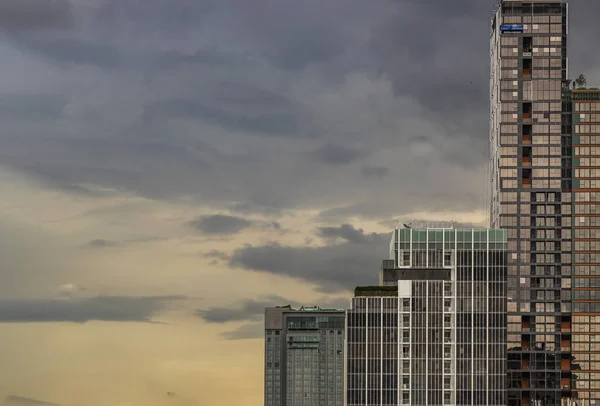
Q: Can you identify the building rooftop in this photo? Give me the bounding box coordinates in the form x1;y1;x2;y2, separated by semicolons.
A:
272;305;343;312
354;286;398;297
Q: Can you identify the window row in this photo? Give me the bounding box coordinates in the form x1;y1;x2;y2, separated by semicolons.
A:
578;157;600;167
575;147;600;156
573;275;600;290
574;228;600;238
575;192;600;202
575;103;600;113
575;125;600;134
576;180;600;189
574;241;600;250
503;179;563;189
501;90;561;102
574;253;600;263
575;169;600;178
502;15;562;24
577;114;600;123
575;136;600;145
500;203;567;214
575;217;600;227
575;266;600;276
498;192;569;205
508;302;566;313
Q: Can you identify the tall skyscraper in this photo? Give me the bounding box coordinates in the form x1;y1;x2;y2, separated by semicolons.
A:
264;305;345;406
489;1;572;405
564;87;600;405
346;225;507;406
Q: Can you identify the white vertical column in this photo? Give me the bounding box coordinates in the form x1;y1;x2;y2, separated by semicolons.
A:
471;230;475;406
425;281;429;406
426;229;429;268
486;230;490;406
397;290;401;406
452;239;457;406
408;283;412;406
409;230;413;268
344;309;348;406
365;299;368;406
380;299;383;406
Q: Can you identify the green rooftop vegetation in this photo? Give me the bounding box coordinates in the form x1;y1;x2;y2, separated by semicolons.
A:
354;285;398;297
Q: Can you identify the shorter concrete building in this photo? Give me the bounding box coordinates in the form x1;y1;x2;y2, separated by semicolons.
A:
264;305;345;406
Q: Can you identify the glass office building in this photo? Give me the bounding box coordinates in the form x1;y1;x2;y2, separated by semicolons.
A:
264;305;345;406
346;226;507;406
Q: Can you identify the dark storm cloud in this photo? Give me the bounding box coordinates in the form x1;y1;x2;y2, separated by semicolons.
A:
317;224;371;244
189;214;281;235
0;295;185;323
14;38;122;69
360;165;388;179
0;0;73;31
5;0;586;222
143;99;303;137
0;94;67;120
142;80;315;138
310;144;368;165
195;295;293;324
229;229;390;292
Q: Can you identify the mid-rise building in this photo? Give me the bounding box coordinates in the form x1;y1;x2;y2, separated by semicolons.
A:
264;305;345;406
489;1;573;405
346;226;507;406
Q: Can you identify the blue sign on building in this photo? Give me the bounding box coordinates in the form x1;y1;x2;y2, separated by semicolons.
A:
500;24;524;32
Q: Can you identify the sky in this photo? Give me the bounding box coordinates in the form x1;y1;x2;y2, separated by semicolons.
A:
1;0;600;405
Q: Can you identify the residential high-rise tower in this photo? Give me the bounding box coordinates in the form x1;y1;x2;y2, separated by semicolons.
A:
563;87;600;406
489;1;572;405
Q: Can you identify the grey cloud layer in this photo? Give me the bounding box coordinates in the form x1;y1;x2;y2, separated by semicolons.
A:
196;294;350;340
2;0;599;222
189;214;280;235
0;295;185;323
0;0;510;221
230;225;390;292
0;0;73;31
2;396;61;406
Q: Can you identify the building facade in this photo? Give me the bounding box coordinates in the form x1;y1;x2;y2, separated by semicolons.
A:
489;1;573;405
346;226;507;406
566;88;600;405
264;306;345;406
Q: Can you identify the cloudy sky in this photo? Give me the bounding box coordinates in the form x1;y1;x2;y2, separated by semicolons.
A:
0;0;599;404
